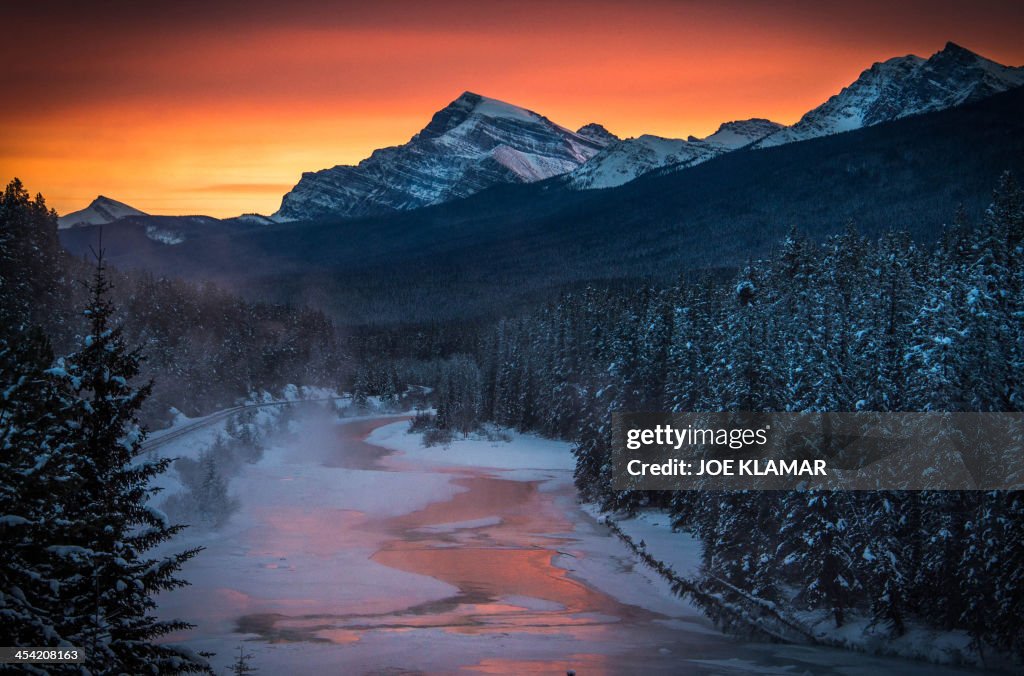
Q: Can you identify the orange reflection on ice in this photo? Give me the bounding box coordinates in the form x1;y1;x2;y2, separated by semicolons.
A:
372;473;661;637
234;417;664;668
463;653;617;675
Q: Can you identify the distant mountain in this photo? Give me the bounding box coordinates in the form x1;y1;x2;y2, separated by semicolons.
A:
567;135;719;190
58;195;147;229
703;118;786;150
567;119;782;190
268;44;1021;215
575;123;619;145
57;196;277;250
223;213;276;226
570;43;1023;190
757;42;1024;147
60;87;1024;324
274;91;613;221
58;213;264;264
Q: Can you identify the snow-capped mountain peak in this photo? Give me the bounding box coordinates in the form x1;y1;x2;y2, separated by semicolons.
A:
576;123;620;145
567;135;718;190
225;213;276;226
415;91;546;139
58;195;148;229
756;42;1024;147
274;92;614;221
566;117;783;190
703;118;785;150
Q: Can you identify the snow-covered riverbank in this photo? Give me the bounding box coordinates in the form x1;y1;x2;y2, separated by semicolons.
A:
150;413;989;674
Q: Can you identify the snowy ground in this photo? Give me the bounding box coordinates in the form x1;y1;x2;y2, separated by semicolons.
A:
148;409;991;675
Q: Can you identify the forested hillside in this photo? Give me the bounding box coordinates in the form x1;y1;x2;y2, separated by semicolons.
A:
3;180;344;424
361;174;1024;660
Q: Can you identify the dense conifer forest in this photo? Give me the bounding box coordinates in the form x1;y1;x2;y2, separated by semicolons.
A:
354;173;1024;658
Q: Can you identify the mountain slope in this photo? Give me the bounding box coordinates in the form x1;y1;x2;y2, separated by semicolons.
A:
567;135;719;189
568;118;783;190
274;92;613;221
704;118;786;150
758;42;1024;147
58;195;148;229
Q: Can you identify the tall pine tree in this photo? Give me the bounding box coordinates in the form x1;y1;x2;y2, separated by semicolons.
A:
45;252;211;673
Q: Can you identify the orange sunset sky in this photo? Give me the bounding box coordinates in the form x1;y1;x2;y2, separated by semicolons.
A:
2;0;1023;219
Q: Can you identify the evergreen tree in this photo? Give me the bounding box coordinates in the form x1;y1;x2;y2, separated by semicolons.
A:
46;254;210;673
195;451;235;529
0;179;63;334
229;644;257;675
776;490;860;627
352;367;370;412
0;328;70;651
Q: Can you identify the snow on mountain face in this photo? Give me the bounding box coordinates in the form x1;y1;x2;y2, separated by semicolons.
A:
576;123;619;145
274;92;614;221
757;42;1024;147
568;135;718;190
570;42;1020;189
144;225;185;245
225;213;276;226
58;195;148;229
568;119;782;190
703;118;785;150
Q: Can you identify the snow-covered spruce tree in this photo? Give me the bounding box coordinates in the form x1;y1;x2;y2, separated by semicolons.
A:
701;490;782;609
0;327;71;654
491;319;528;429
569;290;622;509
984;172;1024;414
435;355;482;436
538;301;584;439
960;490;1024;661
46;254;210;673
913;490;970;630
570;383;616;506
764;228;821;413
194;451;236;529
352;366;370;412
775;490;861;628
377;364;399;407
716;266;775;412
856;491;910;636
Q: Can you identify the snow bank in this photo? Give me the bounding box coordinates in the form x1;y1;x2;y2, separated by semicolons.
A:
366;421;575;472
582;506;703;579
593;505;992;669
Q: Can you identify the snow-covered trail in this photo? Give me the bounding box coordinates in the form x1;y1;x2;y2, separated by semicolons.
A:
157;415;988;675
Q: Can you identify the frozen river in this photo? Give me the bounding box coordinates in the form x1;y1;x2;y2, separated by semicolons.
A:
157;414;986;675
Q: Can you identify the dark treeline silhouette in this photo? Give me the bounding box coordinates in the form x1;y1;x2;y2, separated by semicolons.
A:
1;181;214;671
1;179;344;426
367;174;1024;661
